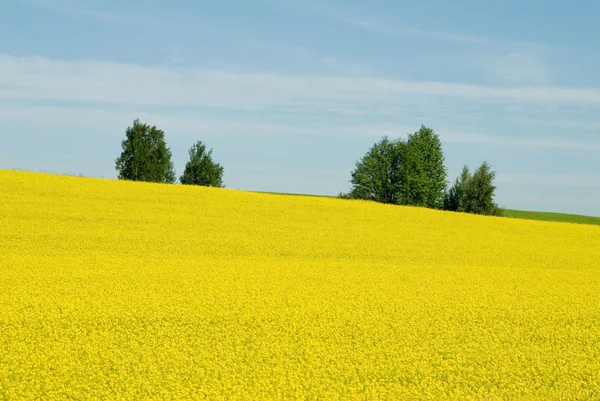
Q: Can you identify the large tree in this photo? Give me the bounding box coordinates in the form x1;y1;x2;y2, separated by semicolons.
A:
180;140;224;187
400;125;448;208
115;119;176;183
345;136;405;204
444;161;502;216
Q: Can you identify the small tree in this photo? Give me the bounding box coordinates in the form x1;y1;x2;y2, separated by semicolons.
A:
443;165;470;212
463;161;502;215
180;140;224;187
444;161;502;216
345;136;405;204
400;125;448;208
115;119;176;183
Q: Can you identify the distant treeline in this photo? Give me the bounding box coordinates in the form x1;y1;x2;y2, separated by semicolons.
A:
114;119;501;216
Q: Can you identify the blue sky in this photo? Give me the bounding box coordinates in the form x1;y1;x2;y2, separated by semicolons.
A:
1;0;599;216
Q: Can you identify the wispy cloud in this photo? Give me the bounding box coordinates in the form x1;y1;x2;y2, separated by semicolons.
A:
2;53;600;152
292;0;558;87
17;0;154;25
473;51;553;86
324;11;487;44
234;38;379;76
3;54;600;112
438;130;600;151
1;104;599;153
295;1;487;44
497;173;600;189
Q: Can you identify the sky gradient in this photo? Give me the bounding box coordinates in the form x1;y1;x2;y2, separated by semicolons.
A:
1;0;599;216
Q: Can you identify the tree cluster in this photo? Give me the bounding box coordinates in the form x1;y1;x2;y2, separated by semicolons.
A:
114;119;501;217
115;119;224;187
342;125;502;216
443;163;502;216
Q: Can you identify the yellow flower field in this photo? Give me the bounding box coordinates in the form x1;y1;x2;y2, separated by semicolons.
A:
1;169;599;400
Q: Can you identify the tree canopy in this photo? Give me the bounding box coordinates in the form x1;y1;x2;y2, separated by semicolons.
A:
344;125;447;208
344;125;501;216
444;161;502;216
443;165;471;212
180;141;225;187
400;125;447;208
114;119;176;184
347;136;405;204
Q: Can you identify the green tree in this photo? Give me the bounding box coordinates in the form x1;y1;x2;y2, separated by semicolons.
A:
400;125;448;208
443;165;470;212
115;119;176;183
345;136;405;204
463;161;502;216
180;140;224;187
444;161;502;216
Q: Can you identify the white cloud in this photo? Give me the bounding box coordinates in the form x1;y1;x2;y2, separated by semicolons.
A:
0;105;414;139
2;53;600;152
437;130;600;151
3;54;600;114
2;104;600;152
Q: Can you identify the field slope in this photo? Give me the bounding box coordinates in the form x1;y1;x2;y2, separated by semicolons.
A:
254;191;600;227
1;169;599;400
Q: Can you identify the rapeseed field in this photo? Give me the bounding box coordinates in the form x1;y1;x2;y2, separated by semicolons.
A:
1;169;599;400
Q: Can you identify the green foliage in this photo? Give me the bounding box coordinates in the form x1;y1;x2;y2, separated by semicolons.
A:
444;161;502;216
463;161;502;216
345;125;447;208
180;141;224;187
346;136;405;204
443;165;470;212
400;125;448;208
115;119;176;184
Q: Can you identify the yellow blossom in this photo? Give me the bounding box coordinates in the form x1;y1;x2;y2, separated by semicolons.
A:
1;169;599;400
